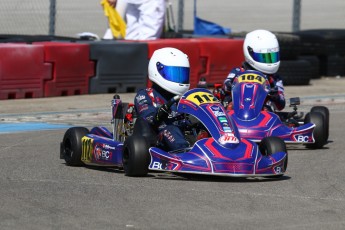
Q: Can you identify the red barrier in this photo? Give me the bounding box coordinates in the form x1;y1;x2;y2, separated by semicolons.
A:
34;42;95;97
197;38;244;85
144;39;202;88
0;39;244;100
0;43;52;100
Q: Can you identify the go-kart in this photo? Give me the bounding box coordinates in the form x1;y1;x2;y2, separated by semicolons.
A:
217;70;329;149
60;88;288;177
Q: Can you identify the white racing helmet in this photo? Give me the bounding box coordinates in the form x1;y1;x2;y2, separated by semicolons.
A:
148;47;190;96
243;30;280;74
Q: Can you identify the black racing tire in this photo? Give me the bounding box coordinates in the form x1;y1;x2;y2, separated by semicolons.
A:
310;106;329;141
259;137;288;177
277;59;312;86
304;112;327;149
61;127;89;166
296;29;345;56
122;135;151;177
294;30;326;56
275;33;302;60
298;55;320;79
326;55;345;77
259;136;287;156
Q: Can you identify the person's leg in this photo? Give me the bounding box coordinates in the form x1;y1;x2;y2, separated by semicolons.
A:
158;125;189;151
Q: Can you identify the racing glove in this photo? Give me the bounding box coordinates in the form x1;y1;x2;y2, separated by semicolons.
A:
155;103;170;122
212;85;225;101
268;87;280;102
224;72;236;92
154;96;181;123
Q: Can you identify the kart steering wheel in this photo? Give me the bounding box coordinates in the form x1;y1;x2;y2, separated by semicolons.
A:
155;95;181;124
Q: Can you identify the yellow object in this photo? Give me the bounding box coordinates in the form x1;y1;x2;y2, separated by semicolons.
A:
237;73;266;85
101;0;126;39
186;92;219;106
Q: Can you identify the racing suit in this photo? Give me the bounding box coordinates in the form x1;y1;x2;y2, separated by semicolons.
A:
134;86;190;151
223;62;286;111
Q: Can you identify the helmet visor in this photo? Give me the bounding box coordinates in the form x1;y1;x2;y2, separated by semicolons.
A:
156;62;190;84
248;47;280;64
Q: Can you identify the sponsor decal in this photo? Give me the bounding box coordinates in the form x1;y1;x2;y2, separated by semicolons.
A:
295;135;310;142
274;166;282;174
265;47;279;53
223;127;231;131
218;116;233;132
218;133;239;144
163;130;175;143
227;72;236;79
138;104;148;113
102;144;115;150
136;94;146;102
138;99;148;105
210;105;220;111
94;145;112;160
222;122;229;127
81;136;94;163
218;116;227;123
210;105;226;117
212;110;226;117
151;161;162;170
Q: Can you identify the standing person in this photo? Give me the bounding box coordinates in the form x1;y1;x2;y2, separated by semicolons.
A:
134;47;190;151
222;29;286;111
106;0;166;40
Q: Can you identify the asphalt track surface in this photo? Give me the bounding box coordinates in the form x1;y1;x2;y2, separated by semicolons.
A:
0;77;345;230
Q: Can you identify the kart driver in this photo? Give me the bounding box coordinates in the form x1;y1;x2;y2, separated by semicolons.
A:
221;29;286;111
134;47;190;151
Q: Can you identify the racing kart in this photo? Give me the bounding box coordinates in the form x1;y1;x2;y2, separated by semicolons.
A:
60;88;288;178
218;70;329;149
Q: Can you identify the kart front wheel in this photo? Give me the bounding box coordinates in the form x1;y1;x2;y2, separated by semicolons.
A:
61;127;89;166
259;136;287;157
259;136;288;178
304;112;327;149
122;135;150;177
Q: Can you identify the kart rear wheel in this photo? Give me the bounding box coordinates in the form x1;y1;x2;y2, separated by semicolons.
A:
310;106;329;140
122;135;150;177
259;137;288;178
61;127;89;166
304;112;327;149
